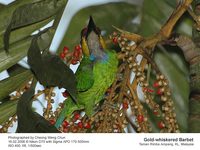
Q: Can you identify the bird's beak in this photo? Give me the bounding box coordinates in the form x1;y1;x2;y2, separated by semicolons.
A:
86;16;97;38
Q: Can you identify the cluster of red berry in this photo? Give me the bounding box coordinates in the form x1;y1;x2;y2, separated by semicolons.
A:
59;46;69;59
59;45;82;65
136;113;165;129
153;81;165;95
49;113;91;133
145;81;166;129
142;81;164;95
137;80;167;129
61;113;91;133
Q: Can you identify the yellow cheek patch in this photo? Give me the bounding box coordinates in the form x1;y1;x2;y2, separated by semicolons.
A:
81;37;90;56
99;36;106;49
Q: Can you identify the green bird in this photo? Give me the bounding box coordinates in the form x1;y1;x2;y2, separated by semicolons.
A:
55;16;118;128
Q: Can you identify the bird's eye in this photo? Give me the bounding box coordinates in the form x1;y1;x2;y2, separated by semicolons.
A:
81;27;88;36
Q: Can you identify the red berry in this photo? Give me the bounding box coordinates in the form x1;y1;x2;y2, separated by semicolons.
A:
63;128;68;133
137;115;144;123
71;59;78;65
153;81;159;88
63;46;69;54
84;122;91;129
143;88;154;93
49;119;55;125
74;113;80;120
112;37;118;44
147;88;154;93
62;120;69;128
153;109;159;116
73;51;80;58
158;121;165;129
78;122;83;128
122;102;129;110
62;90;69;97
143;87;147;92
60;52;66;59
75;45;81;51
157;88;163;95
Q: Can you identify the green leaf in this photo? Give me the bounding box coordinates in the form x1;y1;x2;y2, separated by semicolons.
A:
16;79;60;133
0;17;53;49
0;97;10;103
0;1;58;48
8;64;28;77
0;37;32;73
140;0;175;36
0;70;32;101
4;0;68;51
0;26;56;73
0;100;18;125
28;33;77;102
0;0;45;47
58;2;140;52
140;0;193;37
0;0;39;32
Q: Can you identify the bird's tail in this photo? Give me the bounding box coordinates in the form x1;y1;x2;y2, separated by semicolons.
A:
55;97;80;128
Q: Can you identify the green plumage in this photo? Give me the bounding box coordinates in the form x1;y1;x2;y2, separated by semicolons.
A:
55;50;118;128
78;50;118;115
76;56;94;92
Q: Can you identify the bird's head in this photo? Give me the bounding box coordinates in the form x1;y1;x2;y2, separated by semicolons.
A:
81;16;107;61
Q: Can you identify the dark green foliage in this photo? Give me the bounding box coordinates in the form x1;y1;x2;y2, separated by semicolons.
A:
0;70;32;100
16;78;60;133
0;100;18;125
4;0;67;51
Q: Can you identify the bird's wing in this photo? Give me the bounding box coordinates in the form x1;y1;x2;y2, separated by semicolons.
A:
75;56;94;92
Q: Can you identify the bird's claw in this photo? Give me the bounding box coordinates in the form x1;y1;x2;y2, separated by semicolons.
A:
162;33;180;46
